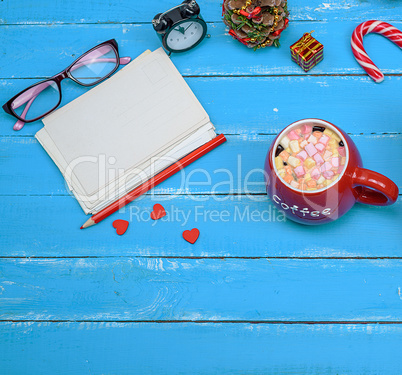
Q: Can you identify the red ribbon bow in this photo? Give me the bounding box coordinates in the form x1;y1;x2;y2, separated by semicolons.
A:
229;29;250;45
239;6;261;19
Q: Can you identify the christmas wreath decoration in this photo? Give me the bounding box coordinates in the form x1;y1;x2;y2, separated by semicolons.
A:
222;0;289;50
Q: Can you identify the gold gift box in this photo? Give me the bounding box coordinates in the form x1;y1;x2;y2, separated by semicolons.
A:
290;31;324;72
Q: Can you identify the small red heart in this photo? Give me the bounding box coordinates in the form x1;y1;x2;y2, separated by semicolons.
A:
112;220;129;235
182;228;200;244
150;204;166;220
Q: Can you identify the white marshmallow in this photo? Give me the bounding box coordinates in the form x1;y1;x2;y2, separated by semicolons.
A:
280;136;290;149
287;155;301;167
289;140;300;153
307;135;318;145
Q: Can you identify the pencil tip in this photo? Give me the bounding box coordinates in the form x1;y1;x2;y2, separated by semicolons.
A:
80;226;84;229
81;218;96;229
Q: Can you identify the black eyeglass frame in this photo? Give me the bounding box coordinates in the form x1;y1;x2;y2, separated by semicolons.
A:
2;39;121;124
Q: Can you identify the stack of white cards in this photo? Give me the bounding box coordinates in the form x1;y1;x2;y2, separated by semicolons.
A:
36;48;216;214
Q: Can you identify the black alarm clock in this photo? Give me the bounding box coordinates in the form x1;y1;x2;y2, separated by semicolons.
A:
152;0;208;54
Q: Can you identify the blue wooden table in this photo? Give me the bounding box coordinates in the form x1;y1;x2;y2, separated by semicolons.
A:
1;1;401;373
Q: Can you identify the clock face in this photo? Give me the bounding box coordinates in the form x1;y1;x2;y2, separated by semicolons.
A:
164;19;206;52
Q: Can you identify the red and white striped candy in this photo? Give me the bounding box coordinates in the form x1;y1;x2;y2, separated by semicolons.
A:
351;20;402;83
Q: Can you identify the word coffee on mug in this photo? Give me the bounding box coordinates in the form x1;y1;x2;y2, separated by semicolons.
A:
264;119;399;225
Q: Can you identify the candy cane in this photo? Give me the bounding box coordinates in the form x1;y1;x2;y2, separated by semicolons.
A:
351;20;402;83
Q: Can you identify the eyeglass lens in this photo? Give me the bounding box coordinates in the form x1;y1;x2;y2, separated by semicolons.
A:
69;44;118;85
11;80;60;121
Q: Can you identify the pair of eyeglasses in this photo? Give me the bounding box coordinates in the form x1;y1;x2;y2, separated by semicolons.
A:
3;39;131;131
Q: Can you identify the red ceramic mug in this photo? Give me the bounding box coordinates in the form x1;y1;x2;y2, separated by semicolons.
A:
264;119;399;225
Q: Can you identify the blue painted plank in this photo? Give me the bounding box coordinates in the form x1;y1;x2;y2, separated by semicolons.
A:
1;258;401;321
2;75;402;137
1;322;401;374
0;134;400;195
1;22;402;79
1;0;401;24
0;195;400;257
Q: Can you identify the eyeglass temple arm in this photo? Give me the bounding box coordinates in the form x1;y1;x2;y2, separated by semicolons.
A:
13;56;131;131
13;96;36;130
120;57;131;64
13;81;53;130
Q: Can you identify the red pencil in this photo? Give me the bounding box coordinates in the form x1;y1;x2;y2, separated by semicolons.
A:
81;134;227;229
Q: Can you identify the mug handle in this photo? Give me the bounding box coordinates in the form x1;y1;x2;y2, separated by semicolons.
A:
352;167;399;206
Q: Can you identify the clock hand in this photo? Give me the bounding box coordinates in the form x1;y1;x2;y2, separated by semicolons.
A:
174;26;186;34
184;22;194;32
